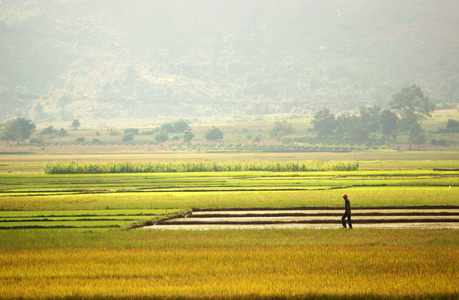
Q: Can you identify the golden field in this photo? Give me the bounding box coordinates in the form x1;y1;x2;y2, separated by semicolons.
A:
1;245;457;299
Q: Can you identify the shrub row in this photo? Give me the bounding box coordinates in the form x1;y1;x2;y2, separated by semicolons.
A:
168;143;366;152
43;160;359;174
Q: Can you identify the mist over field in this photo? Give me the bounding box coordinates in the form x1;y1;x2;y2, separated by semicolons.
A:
1;0;458;124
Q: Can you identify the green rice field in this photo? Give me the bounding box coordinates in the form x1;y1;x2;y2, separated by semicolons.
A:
0;209;180;229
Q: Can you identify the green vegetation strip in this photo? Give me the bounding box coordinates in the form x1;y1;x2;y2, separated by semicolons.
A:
0;209;181;230
0;228;457;250
43;160;359;174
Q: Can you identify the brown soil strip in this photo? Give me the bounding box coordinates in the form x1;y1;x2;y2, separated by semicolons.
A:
191;210;459;218
141;223;459;230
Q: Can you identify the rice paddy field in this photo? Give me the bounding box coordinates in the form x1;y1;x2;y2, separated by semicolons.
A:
0;152;458;299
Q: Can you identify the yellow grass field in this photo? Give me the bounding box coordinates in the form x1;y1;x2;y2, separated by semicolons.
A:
1;246;457;299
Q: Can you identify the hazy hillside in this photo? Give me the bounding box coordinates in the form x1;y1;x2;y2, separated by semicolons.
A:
1;0;458;123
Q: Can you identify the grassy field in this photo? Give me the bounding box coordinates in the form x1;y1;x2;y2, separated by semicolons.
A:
0;153;458;299
1;245;457;299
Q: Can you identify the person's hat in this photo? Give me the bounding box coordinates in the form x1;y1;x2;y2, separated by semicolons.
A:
343;194;347;198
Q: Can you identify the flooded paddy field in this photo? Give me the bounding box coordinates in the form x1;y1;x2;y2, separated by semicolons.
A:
145;206;459;230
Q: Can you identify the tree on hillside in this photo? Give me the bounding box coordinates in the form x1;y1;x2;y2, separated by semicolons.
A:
335;112;359;140
411;123;426;148
270;120;294;139
379;110;399;146
205;127;224;141
0;121;20;144
312;108;337;138
72;119;80;130
445;119;459;132
57;128;68;137
359;105;381;133
154;131;169;143
124;128;139;135
183;130;194;151
174;120;190;133
41;126;58;135
349;126;369;145
160;122;175;133
122;133;134;142
0;118;36;144
31;135;46;150
390;85;435;150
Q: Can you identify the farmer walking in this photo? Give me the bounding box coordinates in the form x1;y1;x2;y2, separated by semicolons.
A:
342;194;353;229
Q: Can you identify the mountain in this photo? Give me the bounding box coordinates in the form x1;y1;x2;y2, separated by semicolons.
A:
1;0;458;123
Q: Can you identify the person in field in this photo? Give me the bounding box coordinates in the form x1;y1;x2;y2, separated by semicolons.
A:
342;194;353;229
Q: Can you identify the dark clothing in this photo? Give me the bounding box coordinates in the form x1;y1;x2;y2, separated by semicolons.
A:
342;213;352;228
342;198;352;228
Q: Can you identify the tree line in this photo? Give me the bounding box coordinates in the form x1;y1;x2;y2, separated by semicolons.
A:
0;117;227;147
311;85;436;150
118;120;223;148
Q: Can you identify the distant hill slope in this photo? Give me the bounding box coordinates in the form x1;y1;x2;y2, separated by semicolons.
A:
1;0;458;123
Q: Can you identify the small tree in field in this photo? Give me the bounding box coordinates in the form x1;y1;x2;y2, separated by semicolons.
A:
122;133;134;142
446;119;459;132
174;120;190;133
205;127;223;141
72;119;81;130
160;122;175;133
270;120;294;139
155;131;169;143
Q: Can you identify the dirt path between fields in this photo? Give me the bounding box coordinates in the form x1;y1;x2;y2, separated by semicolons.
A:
142;207;459;230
